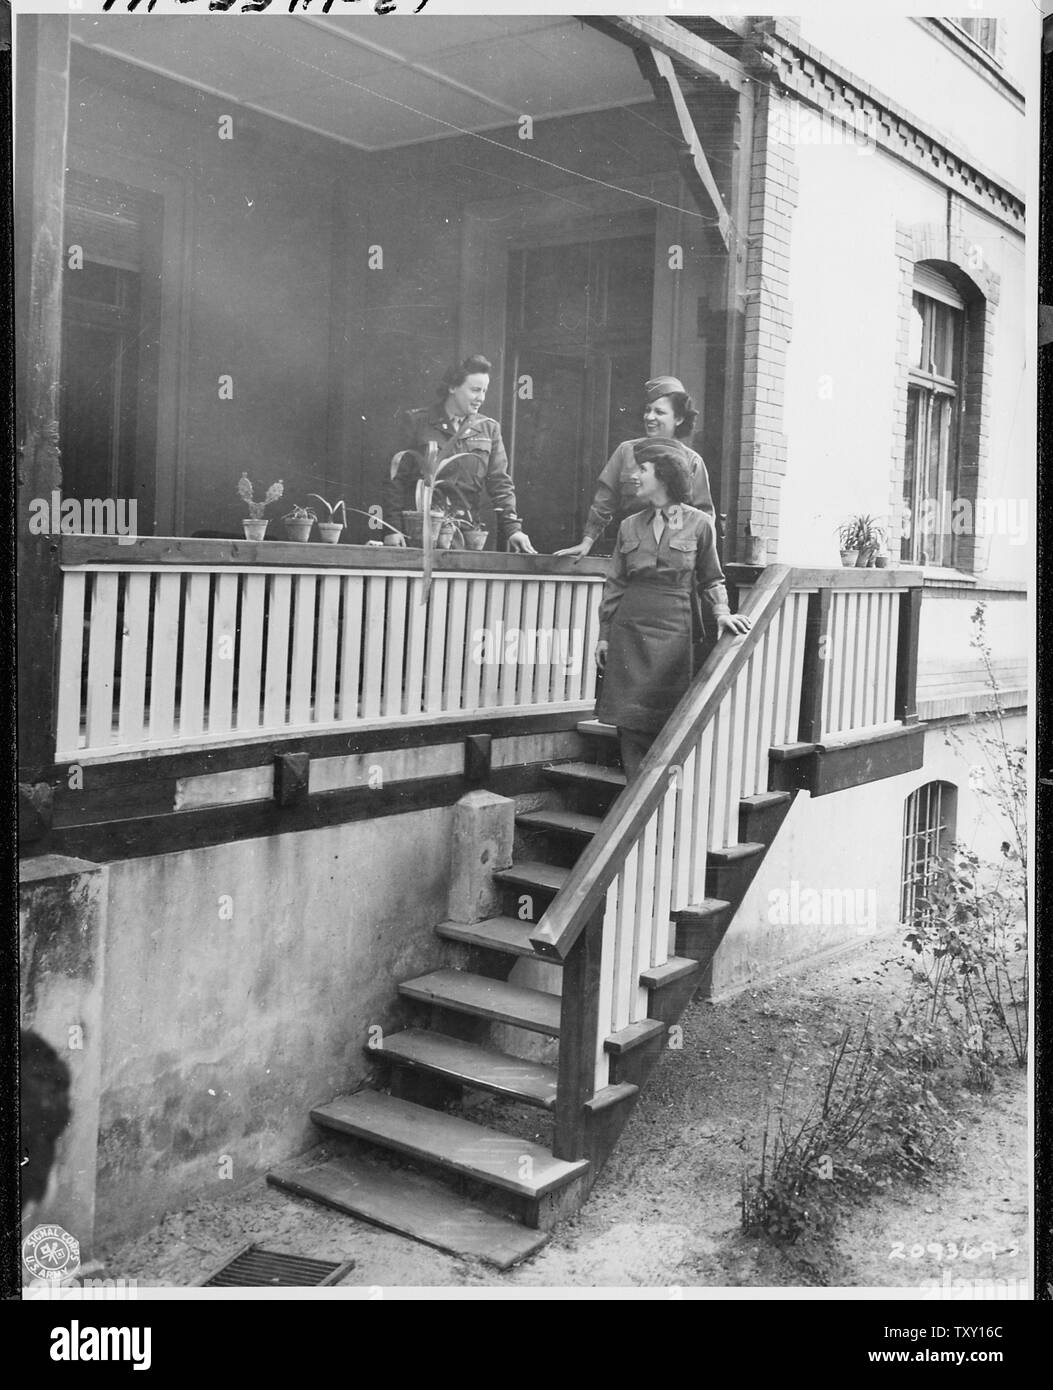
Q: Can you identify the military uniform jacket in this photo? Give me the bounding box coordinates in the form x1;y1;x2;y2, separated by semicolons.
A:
598;505;730;641
583;438;714;543
383;403;525;544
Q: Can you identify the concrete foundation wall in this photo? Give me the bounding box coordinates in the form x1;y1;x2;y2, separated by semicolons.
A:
94;807;455;1243
19;856;108;1258
709;712;1027;999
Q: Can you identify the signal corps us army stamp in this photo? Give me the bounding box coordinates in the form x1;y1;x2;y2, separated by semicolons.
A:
22;1224;81;1282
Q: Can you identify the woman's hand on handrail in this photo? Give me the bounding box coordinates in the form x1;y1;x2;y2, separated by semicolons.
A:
554;538;594;562
717;613;753;637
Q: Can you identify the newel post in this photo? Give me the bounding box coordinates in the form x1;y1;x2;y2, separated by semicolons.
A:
797;586;831;744
894;584;924;724
551;906;604;1161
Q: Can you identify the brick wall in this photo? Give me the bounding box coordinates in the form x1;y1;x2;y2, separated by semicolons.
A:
736;86;798;558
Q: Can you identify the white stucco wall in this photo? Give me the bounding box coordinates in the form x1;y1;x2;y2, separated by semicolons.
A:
709;711;1027;999
775;130;1028;583
795;9;1034;190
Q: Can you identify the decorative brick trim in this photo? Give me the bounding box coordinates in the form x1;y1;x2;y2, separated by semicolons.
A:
890;214;1001;575
754;27;1024;232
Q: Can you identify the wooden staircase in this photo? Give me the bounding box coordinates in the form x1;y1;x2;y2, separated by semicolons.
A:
268;719;794;1268
268;565;924;1268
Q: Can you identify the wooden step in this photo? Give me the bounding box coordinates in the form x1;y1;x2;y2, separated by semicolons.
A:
708;841;765;865
268;1153;548;1270
516;809;604;840
492;861;571;895
672;897;732;924
739;791;792;812
311;1090;588;1199
639;956;699;989
604;1018;665;1055
375;1029;559;1109
543;761;626;790
575;720;618;740
399;969;562;1036
436;916;556;960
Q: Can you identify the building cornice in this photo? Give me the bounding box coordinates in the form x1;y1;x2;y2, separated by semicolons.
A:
749;21;1025;234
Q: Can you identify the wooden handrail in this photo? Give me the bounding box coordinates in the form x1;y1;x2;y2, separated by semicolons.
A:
58;533;612;578
529;564;796;962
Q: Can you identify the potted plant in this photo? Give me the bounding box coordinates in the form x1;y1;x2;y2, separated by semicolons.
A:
238;474;284;540
838;514;886;567
836;521;860;567
308;494;347;543
389;441;477;602
282;504;317;543
459;511;489;552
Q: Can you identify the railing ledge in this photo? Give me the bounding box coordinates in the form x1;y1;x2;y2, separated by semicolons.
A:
59;533;613;577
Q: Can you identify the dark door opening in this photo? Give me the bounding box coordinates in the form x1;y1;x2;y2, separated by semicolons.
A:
503;233;655;555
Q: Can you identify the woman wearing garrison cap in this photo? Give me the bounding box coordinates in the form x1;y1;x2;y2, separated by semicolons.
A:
555;375;714;560
595;440;750;782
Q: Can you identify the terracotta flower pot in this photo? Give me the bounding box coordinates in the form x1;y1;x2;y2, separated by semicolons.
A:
318;522;343;544
840;549;859;567
435;522;457;551
243;518;269;541
463;529;489;551
401;510;444;548
744;535;767;566
284;519;314;543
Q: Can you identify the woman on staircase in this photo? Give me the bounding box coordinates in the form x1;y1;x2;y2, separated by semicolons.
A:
595;441;750;782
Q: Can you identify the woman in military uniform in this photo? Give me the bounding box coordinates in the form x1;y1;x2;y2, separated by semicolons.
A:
556;375;713;560
381;354;536;553
595;440;750;781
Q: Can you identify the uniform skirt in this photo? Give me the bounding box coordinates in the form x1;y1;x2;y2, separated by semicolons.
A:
596;580;693;734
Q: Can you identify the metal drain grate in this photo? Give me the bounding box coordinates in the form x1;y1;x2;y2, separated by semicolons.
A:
200;1243;355;1287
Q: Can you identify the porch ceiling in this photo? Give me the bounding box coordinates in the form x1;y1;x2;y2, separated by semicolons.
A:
69;14;654;151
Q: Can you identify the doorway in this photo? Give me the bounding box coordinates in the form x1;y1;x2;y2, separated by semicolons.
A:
502;233;655;555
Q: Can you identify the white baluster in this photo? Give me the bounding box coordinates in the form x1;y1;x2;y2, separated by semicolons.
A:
236;573;265;731
498;579;523;708
360;575;387;719
149;573;181;741
263;574;293;729
338;575;364;723
612;843;640;1032
402;575;427;718
55;571;87;756
207;572;239;735
422;577;449;714
444;578;468;713
315;575;341;725
382;575;409;719
480;578;505;710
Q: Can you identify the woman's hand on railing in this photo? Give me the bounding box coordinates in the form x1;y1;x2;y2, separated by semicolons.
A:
717;613;753;637
554;538;594;563
595;639;609;672
507;531;538;555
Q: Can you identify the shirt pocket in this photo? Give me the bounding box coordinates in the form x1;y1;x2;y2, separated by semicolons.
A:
462;431;493;457
667;533;699;570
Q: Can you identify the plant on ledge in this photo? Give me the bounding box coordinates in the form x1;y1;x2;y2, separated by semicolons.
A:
282;504;318;543
308;494;348;544
837;514;887;568
389;441;477;602
238;474;284;541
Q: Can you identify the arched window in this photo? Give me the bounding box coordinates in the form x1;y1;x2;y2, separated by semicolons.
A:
901;780;958;924
901;266;966;567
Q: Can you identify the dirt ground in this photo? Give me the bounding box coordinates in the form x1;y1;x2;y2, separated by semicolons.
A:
95;934;1030;1294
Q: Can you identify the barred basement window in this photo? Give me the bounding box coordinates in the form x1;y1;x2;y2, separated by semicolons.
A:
901;781;958;925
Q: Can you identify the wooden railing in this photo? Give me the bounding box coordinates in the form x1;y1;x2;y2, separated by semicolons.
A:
530;565;924;1158
53;536;607;760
